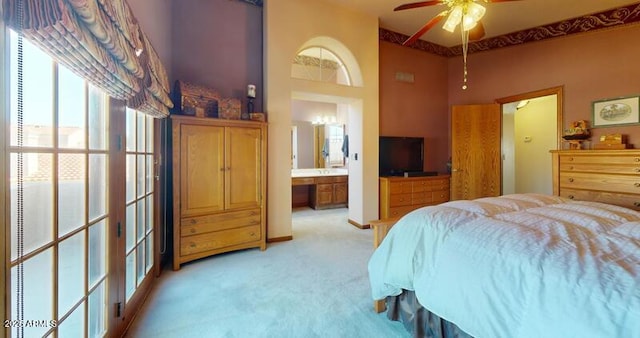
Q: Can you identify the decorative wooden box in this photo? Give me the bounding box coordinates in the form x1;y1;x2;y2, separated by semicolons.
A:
219;98;241;120
174;81;220;118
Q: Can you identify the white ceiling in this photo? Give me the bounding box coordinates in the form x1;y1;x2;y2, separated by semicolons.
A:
322;0;640;47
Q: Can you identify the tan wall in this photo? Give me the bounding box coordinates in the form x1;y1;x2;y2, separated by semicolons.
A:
265;0;379;238
379;41;450;173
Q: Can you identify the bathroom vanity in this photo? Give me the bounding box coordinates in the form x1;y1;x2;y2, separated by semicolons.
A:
291;168;348;209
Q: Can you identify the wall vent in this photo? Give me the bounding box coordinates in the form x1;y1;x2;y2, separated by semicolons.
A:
395;72;415;83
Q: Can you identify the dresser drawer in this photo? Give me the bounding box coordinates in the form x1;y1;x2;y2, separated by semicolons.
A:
412;180;430;192
389;193;412;207
387;205;421;218
560;188;640;211
181;208;261;236
560;162;640;175
560;155;640;165
412;192;432;204
432;190;450;203
389;182;412;195
559;172;640;195
180;224;261;256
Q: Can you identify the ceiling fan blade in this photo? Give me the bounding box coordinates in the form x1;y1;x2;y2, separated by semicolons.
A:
394;1;444;11
469;21;486;41
403;11;448;46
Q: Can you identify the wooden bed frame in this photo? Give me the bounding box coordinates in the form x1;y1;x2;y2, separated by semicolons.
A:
371;149;640;312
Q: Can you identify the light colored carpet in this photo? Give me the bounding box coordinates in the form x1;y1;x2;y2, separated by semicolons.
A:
125;207;409;338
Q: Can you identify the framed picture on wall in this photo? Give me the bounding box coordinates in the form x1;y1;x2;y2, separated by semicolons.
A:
592;95;640;127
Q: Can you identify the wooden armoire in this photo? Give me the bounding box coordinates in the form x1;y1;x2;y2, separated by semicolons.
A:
171;115;267;270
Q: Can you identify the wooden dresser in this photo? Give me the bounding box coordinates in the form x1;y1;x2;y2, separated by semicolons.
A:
379;175;451;219
551;150;640;211
171;115;267;270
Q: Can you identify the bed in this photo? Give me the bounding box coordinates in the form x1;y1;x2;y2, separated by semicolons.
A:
368;193;640;338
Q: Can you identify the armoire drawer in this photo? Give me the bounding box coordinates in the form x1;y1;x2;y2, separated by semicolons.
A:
559;172;640;195
180;224;262;256
181;208;261;237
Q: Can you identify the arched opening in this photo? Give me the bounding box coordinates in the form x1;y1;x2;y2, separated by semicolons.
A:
289;37;368;228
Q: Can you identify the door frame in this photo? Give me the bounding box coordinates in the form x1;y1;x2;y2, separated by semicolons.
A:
495;86;564;149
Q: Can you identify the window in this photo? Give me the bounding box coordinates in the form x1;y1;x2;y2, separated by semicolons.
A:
291;47;351;85
5;29;157;338
8;30;108;337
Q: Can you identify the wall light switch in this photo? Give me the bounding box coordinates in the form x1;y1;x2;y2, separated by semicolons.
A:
524;136;532;143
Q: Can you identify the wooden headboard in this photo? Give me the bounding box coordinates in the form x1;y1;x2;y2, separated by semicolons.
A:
550;149;640;211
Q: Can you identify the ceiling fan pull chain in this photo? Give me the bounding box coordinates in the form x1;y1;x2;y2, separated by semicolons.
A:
461;25;469;90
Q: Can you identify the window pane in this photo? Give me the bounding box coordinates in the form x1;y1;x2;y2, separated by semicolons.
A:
137;154;145;198
58;231;85;315
126;154;136;202
88;219;106;288
11;153;53;260
146;195;154;234
126;108;136;152
58;303;84;338
137;199;145;242
88;84;107;150
88;154;107;221
126;203;135;253
125;252;136;302
58;65;86;149
146;236;154;273
137;241;146;286
11;249;53;338
10;31;54;148
58;154;86;236
88;281;106;338
146;154;154;194
137;112;145;152
146;116;154;152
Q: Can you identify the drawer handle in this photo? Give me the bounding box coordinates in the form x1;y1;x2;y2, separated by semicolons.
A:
569;166;574;170
568;178;574;183
634;202;640;207
635;158;640;162
635;168;640;173
568;195;574;199
190;219;196;225
189;242;196;248
635;183;640;188
568;157;574;161
190;228;196;234
250;232;256;237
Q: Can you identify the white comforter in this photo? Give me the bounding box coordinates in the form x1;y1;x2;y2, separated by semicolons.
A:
368;194;640;338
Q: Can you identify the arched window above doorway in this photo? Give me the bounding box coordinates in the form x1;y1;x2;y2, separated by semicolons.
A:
291;47;352;86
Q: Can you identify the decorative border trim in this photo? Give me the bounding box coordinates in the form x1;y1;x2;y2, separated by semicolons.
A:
381;3;640;57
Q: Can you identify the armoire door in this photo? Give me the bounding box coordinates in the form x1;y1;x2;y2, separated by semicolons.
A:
225;127;262;210
180;124;225;216
451;104;501;200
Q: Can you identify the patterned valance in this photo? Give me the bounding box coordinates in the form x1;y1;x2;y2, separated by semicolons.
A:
3;0;173;118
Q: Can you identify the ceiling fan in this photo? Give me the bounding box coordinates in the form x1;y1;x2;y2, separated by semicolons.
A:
394;0;523;46
394;0;522;89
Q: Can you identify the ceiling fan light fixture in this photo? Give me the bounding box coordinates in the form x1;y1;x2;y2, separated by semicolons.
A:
443;5;463;32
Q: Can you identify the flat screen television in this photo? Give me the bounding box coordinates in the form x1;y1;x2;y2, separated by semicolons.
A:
379;136;424;176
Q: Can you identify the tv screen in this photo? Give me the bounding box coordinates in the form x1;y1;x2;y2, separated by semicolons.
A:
379;136;424;176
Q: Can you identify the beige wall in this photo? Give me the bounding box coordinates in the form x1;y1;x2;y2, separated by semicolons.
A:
265;0;379;238
514;95;557;194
